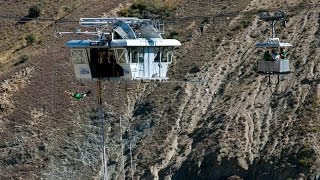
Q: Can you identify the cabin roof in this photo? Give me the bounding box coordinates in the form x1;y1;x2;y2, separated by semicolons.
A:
255;42;293;48
255;38;292;48
66;38;181;48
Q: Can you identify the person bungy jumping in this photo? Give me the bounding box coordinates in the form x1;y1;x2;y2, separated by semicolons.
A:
64;90;91;100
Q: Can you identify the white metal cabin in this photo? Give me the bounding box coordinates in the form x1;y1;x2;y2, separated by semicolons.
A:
255;11;293;75
256;38;292;74
64;17;181;81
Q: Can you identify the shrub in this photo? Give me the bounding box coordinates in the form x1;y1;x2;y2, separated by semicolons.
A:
118;0;181;19
189;66;201;73
28;4;41;18
297;145;315;167
25;34;37;45
240;20;251;28
231;25;242;31
201;17;210;24
14;54;30;66
63;6;74;13
167;30;179;38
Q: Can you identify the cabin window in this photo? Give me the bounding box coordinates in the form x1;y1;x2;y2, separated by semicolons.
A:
114;49;127;63
130;47;144;63
107;50;115;63
100;49;109;64
90;48;126;64
89;48;108;64
153;47;173;63
161;47;173;62
154;47;162;62
88;48;125;78
167;47;173;63
71;49;88;64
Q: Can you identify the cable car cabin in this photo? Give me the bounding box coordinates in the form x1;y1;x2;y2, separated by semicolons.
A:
255;38;292;74
66;39;180;81
62;17;181;81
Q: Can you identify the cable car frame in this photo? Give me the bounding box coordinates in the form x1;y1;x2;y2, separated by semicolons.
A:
255;11;293;84
59;17;181;81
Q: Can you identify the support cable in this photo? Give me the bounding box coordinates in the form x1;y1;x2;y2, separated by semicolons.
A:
120;115;125;180
97;80;108;180
130;141;134;180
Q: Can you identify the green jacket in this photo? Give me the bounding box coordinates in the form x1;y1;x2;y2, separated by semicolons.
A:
73;93;84;100
280;51;287;59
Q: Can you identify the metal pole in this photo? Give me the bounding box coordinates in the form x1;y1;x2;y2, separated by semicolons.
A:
101;107;107;180
159;49;162;78
272;20;275;38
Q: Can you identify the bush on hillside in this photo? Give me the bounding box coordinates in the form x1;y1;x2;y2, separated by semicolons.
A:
25;34;37;45
63;5;75;13
28;5;41;18
297;145;316;167
14;54;30;66
119;0;181;19
167;30;179;38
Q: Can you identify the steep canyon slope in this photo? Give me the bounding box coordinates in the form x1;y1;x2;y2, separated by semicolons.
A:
0;0;319;179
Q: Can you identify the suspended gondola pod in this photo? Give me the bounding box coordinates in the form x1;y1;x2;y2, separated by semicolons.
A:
256;37;292;74
255;11;293;84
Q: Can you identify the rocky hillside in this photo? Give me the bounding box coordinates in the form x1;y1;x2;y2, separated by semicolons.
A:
0;0;319;179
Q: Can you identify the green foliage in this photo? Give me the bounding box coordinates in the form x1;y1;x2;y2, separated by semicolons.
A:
201;17;210;25
298;159;313;167
189;66;201;73
63;5;75;13
240;20;251;28
297;145;315;167
306;127;320;133
25;34;37;45
14;54;30;66
119;0;181;19
165;30;181;41
312;96;319;109
28;4;41;18
294;59;301;69
168;30;179;38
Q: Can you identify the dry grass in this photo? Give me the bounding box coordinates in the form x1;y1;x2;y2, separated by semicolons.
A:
0;67;34;120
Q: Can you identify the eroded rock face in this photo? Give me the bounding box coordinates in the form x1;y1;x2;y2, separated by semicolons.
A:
0;0;320;179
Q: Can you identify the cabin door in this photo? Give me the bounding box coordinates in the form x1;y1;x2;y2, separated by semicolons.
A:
129;47;145;79
151;47;173;80
148;47;166;79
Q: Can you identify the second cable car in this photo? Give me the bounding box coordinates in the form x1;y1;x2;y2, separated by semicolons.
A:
255;11;293;83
